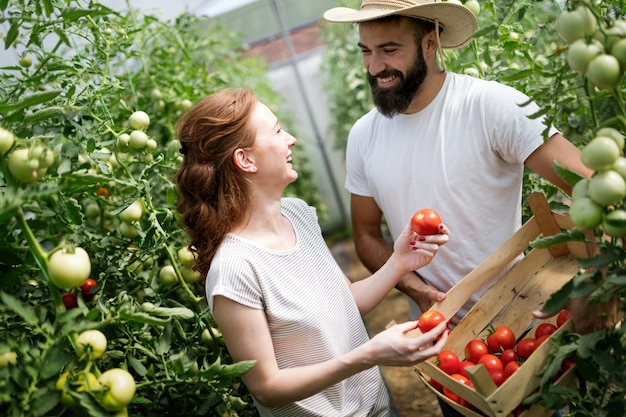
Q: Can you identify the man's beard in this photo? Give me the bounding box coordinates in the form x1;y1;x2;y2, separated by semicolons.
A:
368;50;427;118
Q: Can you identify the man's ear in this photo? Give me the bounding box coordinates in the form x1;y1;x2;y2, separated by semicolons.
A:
233;148;257;173
423;30;439;54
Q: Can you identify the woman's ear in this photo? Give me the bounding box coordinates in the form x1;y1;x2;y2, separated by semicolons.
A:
233;148;257;173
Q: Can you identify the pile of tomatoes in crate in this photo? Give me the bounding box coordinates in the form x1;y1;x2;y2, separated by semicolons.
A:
422;309;573;408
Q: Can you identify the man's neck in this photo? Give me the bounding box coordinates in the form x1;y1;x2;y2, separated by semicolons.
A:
403;71;447;114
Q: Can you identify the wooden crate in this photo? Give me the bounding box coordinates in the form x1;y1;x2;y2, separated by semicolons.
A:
412;192;585;417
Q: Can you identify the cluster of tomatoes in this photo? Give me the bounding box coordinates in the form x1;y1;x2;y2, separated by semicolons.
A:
425;309;572;410
61;278;99;310
57;329;136;414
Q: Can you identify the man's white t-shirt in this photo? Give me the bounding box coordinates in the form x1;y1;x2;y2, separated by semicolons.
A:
345;73;558;318
207;198;390;417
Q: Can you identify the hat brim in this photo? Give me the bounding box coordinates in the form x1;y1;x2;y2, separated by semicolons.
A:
323;3;478;49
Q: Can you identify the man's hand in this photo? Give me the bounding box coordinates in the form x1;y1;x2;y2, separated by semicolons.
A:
396;271;445;314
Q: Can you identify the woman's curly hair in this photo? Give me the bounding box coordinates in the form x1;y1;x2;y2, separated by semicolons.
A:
174;88;258;279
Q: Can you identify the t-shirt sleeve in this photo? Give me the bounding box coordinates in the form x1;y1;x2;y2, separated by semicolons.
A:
483;81;559;164
205;250;263;312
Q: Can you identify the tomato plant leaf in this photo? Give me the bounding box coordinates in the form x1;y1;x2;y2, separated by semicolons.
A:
5;21;19;49
554;161;585;188
128;354;148;377
0;292;38;326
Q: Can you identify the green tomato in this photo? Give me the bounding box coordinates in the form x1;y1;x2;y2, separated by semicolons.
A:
612;38;626;70
128;111;150;131
0;127;15;155
7;148;40;184
0;352;17;368
180;265;201;284
571;178;590;201
48;247;92;289
613;157;626;180
567;39;603;73
119;222;139;239
177;246;196;268
119;200;143;224
159;265;178;286
19;55;32;67
98;368;136;411
602;209;626;237
464;0;480;17
56;371;99;408
85;202;101;219
145;138;158;152
569;197;603;230
588;170;626;206
581;136;620;171
75;329;107;360
556;6;596;43
587;54;623;90
129;130;148;149
596;127;625;152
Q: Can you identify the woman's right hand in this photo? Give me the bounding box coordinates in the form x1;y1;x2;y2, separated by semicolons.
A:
363;320;449;367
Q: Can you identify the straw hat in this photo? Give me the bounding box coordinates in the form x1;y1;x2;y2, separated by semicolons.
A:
323;0;478;49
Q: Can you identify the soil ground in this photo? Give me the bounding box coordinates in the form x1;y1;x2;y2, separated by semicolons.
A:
330;239;443;417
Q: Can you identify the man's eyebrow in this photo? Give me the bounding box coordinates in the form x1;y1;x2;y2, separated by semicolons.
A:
357;41;403;49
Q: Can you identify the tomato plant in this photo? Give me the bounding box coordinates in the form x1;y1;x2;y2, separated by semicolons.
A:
417;309;446;333
410;208;442;235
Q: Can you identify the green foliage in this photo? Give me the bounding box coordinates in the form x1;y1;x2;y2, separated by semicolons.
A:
0;0;325;415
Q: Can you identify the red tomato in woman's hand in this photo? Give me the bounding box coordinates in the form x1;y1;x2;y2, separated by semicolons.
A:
465;339;489;363
487;325;516;352
411;208;442;235
437;350;460;375
418;310;446;333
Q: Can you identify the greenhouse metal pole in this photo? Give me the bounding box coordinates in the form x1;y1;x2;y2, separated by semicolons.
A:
268;0;349;229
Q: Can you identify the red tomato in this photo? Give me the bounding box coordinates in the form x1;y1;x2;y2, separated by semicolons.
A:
429;378;444;392
515;338;537;359
443;373;473;404
437;350;460;375
557;309;571;327
80;278;99;301
499;348;518;366
489;369;507;387
411;208;442;235
465;339;489;363
478;354;503;373
534;323;557;338
534;334;550;348
504;360;520;377
487;325;516;352
61;292;78;310
418;310;446;333
457;360;475;378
